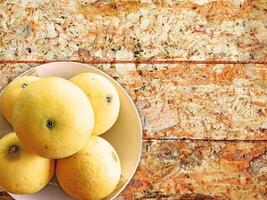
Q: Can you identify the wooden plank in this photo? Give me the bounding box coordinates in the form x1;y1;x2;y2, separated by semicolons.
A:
1;63;266;140
1;140;267;200
119;139;267;200
133;63;267;141
0;0;266;61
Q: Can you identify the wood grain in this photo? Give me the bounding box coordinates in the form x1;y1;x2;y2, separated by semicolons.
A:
0;0;266;61
119;140;267;200
1;63;266;140
1;0;267;199
1;140;267;200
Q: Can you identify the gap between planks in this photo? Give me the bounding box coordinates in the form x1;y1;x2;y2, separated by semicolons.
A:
0;60;267;65
143;137;267;142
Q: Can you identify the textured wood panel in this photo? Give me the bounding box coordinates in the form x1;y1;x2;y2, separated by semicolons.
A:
1;63;266;140
1;1;267;199
119;140;267;200
0;0;266;61
1;140;267;200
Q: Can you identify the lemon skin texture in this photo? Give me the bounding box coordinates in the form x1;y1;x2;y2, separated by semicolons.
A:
56;136;121;200
0;76;39;124
12;77;94;159
71;73;120;135
0;132;54;194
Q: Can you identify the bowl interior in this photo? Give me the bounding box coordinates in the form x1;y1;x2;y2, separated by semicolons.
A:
0;62;142;200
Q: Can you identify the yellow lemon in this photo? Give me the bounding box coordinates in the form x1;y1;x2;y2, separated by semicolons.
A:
56;136;121;200
70;73;120;135
0;132;54;194
0;76;39;124
12;77;94;159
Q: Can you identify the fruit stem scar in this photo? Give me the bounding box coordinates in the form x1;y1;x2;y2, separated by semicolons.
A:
21;83;28;88
7;144;20;160
46;119;55;129
9;145;19;154
106;95;112;103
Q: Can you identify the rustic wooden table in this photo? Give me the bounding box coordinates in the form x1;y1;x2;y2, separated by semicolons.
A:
0;0;267;199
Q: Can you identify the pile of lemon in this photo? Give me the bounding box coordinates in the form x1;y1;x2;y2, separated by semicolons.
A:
0;73;122;200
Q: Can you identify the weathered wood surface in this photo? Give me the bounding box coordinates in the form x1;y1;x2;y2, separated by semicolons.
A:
119;140;267;200
1;63;266;140
1;140;267;199
1;0;267;199
0;0;267;61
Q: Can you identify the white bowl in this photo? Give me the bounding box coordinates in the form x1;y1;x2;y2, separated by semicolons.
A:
0;62;142;200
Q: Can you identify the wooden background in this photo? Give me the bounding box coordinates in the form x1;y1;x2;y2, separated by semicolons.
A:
0;0;266;199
